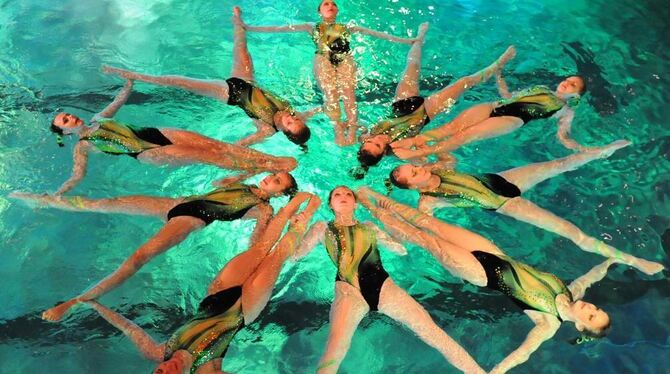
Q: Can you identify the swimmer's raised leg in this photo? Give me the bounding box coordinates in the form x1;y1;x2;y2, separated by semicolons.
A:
393;23;429;102
102;65;230;101
231;6;255;82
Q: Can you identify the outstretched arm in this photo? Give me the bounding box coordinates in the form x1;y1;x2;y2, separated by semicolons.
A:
54;142;90;195
244;23;313;33
236;121;275;147
495;70;513;99
490;310;561;374
94;80;134;120
556;109;585;151
85;301;165;362
350;26;416;44
417;195;452;215
568;258;616;300
293;220;327;260
368;222;408;255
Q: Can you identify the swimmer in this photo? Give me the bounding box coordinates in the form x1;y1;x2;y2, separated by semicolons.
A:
295;186;485;373
355;23;516;175
358;187;662;373
84;192;320;374
50;79;296;195
391;66;591;160
388;141;664;275
243;1;419;145
103;7;319;148
10;171;299;322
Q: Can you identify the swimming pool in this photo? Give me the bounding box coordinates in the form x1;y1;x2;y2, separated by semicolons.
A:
1;0;668;372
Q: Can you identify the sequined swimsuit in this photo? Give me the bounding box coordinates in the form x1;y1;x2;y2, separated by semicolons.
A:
421;169;521;210
472;251;572;318
80;119;172;158
225;77;294;129
370;96;431;143
324;222;389;310
167;183;266;225
164;286;245;373
490;86;566;124
312;22;352;67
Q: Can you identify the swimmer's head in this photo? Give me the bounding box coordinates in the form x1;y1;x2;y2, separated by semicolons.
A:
52;113;85;133
318;0;339;20
570;300;611;337
281;114;311;146
357;135;389;168
389;164;432;189
260;172;298;198
154;349;192;374
328;185;357;214
557;76;586;96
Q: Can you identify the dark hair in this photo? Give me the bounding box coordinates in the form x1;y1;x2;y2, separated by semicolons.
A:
388;168;409;189
284;125;311;146
357;147;385;168
282;173;299;198
317;0;337;13
328;185;356;209
575;75;587;95
348;165;368;180
50;119;66;147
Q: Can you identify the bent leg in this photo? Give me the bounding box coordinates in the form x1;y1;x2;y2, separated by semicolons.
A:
378;279;484;374
317;282;369;374
42;216;205;321
10;193;179;218
231;7;255;81
497;198;661;273
499;140;631;192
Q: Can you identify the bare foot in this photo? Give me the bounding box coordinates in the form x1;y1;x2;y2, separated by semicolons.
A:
584;139;631;158
8;191;53;207
496;45;516;68
232;6;243;26
416;22;429;42
635;259;665;275
42;299;78;322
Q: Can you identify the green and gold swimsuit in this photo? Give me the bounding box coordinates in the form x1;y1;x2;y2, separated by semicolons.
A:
371;96;430;143
80;118;172;158
421;170;521;210
472;251;572;317
164;286;245;373
225;77;294;128
167;183;266;225
324;222;389;310
312;22;351;66
490;86;566;124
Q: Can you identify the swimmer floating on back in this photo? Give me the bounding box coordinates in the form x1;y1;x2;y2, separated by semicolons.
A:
85;192;319;374
104;7;319;148
11;171;300;322
295;186;485;373
50;79;296;195
358;187;662;373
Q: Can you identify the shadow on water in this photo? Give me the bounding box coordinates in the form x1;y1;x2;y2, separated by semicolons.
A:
562;41;619;116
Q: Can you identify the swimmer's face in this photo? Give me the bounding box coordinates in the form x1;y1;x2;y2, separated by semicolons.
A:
557;76;585;96
260;172;293;195
392;164;432;189
154;350;189;374
319;0;339;19
282;115;306;134
329;186;356;214
571;300;610;333
360;135;388;158
52;113;84;132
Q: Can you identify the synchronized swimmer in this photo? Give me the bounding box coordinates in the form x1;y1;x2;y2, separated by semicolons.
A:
9;3;666;373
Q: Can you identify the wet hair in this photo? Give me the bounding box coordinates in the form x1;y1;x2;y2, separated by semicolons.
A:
388;168;410;189
357;147;385;169
570;320;611;345
574;75;587;95
50;118;66;147
284;125;311;147
348;165;368;180
328;185;356;209
317;0;337;13
281;173;299;198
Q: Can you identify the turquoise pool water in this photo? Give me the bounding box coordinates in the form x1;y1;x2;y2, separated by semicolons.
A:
1;0;668;372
